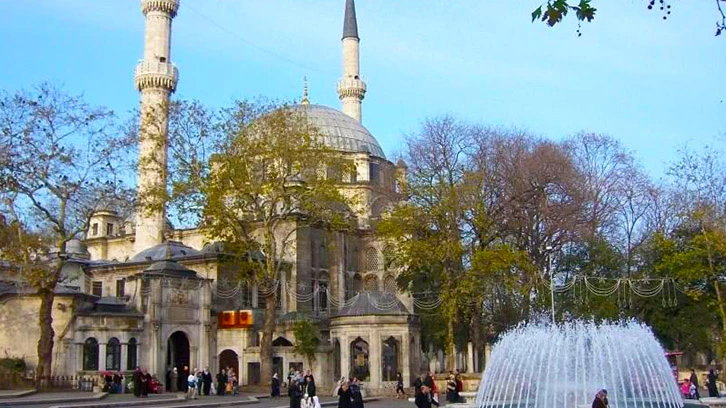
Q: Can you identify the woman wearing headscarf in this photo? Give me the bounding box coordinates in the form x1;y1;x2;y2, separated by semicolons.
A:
591;389;607;408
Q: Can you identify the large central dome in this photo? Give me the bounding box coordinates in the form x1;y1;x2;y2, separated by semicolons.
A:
292;104;385;159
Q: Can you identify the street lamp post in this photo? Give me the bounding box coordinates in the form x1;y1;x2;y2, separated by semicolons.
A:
546;246;555;324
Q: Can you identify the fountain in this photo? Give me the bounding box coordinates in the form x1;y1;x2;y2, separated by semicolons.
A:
466;321;686;408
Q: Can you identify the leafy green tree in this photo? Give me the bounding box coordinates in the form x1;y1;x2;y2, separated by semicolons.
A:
292;319;320;370
165;100;354;386
0;84;132;386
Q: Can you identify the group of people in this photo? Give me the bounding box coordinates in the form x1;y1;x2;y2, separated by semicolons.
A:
413;370;439;408
165;366;239;398
277;369;319;408
681;368;720;399
131;367;155;397
102;371;125;394
335;376;364;408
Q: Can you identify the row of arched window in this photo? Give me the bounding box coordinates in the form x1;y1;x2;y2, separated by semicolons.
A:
83;337;137;371
346;274;397;299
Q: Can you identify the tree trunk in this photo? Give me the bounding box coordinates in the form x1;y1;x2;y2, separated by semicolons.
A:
260;292;276;387
36;287;56;390
445;304;455;372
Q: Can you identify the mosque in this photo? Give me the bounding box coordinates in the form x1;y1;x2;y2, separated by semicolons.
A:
0;0;422;393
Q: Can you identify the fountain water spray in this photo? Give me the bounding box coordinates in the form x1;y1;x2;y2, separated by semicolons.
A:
474;320;683;408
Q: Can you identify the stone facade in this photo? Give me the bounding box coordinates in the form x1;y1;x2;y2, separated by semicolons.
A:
0;0;421;393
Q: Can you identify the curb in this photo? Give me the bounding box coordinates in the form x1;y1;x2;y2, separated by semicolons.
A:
0;393;108;407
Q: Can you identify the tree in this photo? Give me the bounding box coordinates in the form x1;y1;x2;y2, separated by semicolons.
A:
0;84;132;385
379;116;472;370
531;0;726;36
167;100;355;386
292;319;320;371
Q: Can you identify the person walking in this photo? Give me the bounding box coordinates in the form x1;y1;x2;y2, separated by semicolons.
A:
337;380;352;408
690;368;701;399
446;373;458;403
395;372;405;399
415;385;433;408
141;369;150;397
303;374;317;408
707;368;719;397
187;371;198;400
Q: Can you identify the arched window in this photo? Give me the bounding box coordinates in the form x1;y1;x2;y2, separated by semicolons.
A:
350;337;370;381
382;336;399;381
333;339;341;380
272;337;294;347
83;338;99;371
317;280;329;313
364;275;379;292
106;338;121;371
365;248;379;271
383;275;397;294
320;244;329;269
127;338;137;370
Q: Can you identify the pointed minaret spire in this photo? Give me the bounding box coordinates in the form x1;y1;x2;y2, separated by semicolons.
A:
342;0;359;40
337;0;366;123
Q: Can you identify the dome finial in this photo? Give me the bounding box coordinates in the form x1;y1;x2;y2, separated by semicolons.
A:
301;76;310;105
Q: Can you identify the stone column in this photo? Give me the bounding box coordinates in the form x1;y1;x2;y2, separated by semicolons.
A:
401;334;411;386
99;343;107;371
467;342;474;373
369;335;380;388
120;341;128;372
341;336;350;379
191;346;199;371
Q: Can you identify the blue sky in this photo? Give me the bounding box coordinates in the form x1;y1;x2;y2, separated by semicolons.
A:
1;0;724;179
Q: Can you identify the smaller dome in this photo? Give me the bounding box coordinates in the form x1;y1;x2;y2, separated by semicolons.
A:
144;260;198;278
129;240;201;262
335;291;409;317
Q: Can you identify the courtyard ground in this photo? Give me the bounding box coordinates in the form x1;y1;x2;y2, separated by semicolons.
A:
0;391;453;408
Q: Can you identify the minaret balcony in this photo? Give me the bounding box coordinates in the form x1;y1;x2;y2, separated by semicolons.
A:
337;77;367;99
141;0;180;17
134;60;179;92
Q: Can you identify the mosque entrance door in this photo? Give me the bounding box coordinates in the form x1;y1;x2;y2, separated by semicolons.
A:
167;331;190;391
219;349;239;377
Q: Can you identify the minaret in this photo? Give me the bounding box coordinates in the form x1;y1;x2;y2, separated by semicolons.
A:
337;0;366;123
133;0;179;253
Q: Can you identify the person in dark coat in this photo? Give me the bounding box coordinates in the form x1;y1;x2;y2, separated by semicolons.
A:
708;369;720;398
592;389;608;408
350;377;364;408
395;372;405;399
690;368;701;399
337;380;352;408
414;373;424;398
216;369;227;396
202;368;212;396
288;375;303;408
415;385;433;408
271;373;281;398
132;367;142;397
141;370;151;397
180;366;189;392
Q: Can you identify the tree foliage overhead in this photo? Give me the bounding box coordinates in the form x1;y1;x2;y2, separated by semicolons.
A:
531;0;726;36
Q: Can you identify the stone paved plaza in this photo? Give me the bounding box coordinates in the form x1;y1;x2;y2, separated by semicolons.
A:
0;391;452;408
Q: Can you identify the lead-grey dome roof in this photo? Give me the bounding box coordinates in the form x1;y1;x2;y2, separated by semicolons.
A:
293;104;385;159
129;240;201;262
